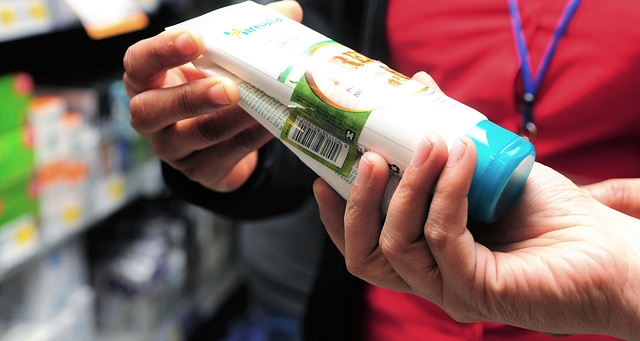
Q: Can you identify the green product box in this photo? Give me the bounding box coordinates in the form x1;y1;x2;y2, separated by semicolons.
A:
0;72;35;133
0;174;39;228
0;125;35;187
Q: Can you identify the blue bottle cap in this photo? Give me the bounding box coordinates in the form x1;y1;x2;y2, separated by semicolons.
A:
465;120;536;223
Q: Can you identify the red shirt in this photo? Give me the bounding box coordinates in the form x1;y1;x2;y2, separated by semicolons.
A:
363;0;640;340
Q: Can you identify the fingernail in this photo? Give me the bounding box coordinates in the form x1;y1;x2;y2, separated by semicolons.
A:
175;31;198;56
410;136;433;169
354;155;373;187
209;82;231;105
447;139;467;166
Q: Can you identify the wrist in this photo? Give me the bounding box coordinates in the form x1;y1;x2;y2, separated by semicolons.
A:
598;206;640;340
618;212;640;341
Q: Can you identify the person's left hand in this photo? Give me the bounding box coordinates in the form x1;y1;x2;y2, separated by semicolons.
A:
123;1;303;192
313;133;640;340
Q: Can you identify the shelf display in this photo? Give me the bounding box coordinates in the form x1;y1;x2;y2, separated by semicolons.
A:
0;2;243;340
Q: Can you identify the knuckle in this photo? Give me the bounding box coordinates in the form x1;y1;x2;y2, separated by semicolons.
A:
345;197;365;220
147;37;169;73
233;127;264;151
180;164;200;181
175;159;211;185
345;259;368;278
447;310;474;323
128;95;151;133
424;221;449;248
122;45;136;76
437;300;480;323
123;41;160;81
177;84;200;119
605;180;629;203
147;138;173;161
344;251;377;279
233;131;255;150
379;234;404;260
194;113;224;143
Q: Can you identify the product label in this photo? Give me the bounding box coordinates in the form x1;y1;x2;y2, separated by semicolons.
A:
280;41;426;175
282;74;368;174
283;106;354;173
237;81;288;131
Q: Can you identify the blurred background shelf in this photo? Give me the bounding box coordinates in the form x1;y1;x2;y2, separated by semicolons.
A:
0;1;245;340
0;0;165;43
0;158;165;282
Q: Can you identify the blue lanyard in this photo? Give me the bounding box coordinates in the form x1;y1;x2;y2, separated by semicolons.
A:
508;0;582;140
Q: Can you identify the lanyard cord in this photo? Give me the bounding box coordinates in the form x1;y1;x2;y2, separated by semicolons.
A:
508;0;582;140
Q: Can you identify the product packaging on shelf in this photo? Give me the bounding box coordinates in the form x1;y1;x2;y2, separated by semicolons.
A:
38;85;129;219
28;96;89;243
0;129;37;227
167;1;536;223
0;72;36;223
0;240;95;341
16;239;89;323
90;208;190;339
0;72;38;271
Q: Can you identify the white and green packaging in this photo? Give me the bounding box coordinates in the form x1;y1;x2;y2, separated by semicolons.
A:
167;1;536;223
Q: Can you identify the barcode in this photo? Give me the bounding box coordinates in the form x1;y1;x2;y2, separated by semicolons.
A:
288;116;349;167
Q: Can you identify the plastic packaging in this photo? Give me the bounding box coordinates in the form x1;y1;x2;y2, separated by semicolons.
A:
167;1;536;223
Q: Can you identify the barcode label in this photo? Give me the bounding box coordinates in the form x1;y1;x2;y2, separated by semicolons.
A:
288;116;349;167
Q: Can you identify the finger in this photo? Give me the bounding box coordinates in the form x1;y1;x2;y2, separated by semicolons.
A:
581;179;640;219
314;178;347;254
267;1;303;22
344;153;408;289
170;124;273;192
379;134;449;292
146;104;262;163
423;137;479;302
123;30;205;96
129;77;239;136
412;71;443;93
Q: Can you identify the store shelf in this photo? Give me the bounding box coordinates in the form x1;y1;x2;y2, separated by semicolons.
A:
0;0;163;43
0;159;165;283
95;265;241;341
0;0;74;43
1;190;242;341
1;2;244;340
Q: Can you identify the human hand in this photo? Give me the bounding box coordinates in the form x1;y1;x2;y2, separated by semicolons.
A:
123;1;303;192
313;135;640;340
581;178;640;219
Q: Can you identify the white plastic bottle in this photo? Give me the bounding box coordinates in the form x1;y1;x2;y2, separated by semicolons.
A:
167;1;536;223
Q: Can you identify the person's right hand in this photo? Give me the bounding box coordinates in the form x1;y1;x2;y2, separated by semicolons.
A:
123;1;303;192
314;138;640;340
581;179;640;219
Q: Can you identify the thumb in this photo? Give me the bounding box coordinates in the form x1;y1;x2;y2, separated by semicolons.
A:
412;71;443;93
581;178;640;219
